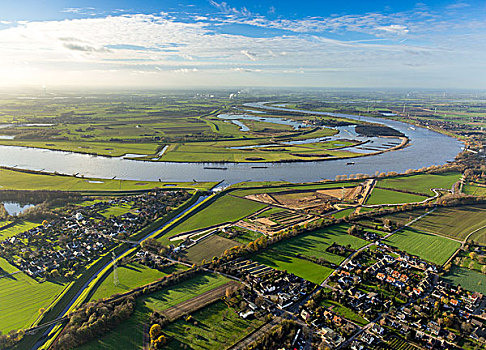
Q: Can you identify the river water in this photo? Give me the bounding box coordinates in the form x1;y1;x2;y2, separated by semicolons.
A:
0;103;463;185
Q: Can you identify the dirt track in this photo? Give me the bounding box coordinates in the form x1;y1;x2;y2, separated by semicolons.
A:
162;280;241;320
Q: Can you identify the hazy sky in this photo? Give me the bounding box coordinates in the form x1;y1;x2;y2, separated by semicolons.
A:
0;1;485;89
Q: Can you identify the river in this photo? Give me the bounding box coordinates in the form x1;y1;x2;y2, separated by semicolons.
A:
0;103;463;185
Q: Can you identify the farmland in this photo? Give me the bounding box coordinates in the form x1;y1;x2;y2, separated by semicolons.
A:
0;258;66;333
382;209;429;226
162;300;265;350
408;205;486;242
142;273;230;312
0;94;387;163
267;224;368;265
78;306;148;350
384;228;460;265
183;235;241;264
365;188;427;205
0;220;40;240
160;138;363;163
89;262;187;302
79;273;230;350
165;195;267;236
256;252;334;284
444;266;486;294
377;172;461;195
255;224;368;283
463;183;486;197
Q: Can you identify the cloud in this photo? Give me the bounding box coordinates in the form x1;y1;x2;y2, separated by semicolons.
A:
62;7;96;14
209;1;251;16
63;43;110;53
241;50;257;61
171;68;198;73
0;20;12;25
232;67;262;72
376;24;409;35
0;4;483;88
446;2;470;10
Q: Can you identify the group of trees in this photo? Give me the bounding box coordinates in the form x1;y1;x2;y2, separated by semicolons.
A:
54;296;135;349
0;330;24;350
149;324;167;349
141;237;168;256
244;320;301;350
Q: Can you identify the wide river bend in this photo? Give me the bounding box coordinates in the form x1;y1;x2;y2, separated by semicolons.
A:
0;103;463;185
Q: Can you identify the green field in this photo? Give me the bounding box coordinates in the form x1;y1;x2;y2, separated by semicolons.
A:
321;300;368;325
0;168;216;191
332;208;355;219
366;188;427;205
89;262;187;301
255;224;368;284
377;172;461;195
99;203;134;218
256;252;334;284
0;258;66;333
463;183;486;197
165;195;267;236
80;273;230;350
162;301;264;350
444;266;486;294
267;224;368;265
0;220;40;240
226;227;264;244
143;273;230;312
408;205;486;243
384;228;460;265
0;95;381;163
184;235;241;264
383;209;429;226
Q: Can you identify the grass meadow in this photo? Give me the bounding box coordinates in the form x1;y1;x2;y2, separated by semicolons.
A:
444;266;486;294
89;262;187;302
80;273;230;350
255;224;368;284
162;301;264;350
0;258;66;333
384;228;460;265
366;188;427;205
166;195;267;236
377;172;461;195
409;205;486;243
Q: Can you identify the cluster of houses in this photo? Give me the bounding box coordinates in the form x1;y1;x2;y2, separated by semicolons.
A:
380;280;486;349
242;266;313;310
220;259;314;314
300;244;486;349
0;190;189;279
362;247;438;297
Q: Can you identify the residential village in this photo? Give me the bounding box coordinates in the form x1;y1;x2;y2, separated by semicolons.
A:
297;244;486;350
0;189;190;279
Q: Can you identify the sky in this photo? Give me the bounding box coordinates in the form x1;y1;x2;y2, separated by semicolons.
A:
0;0;485;89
